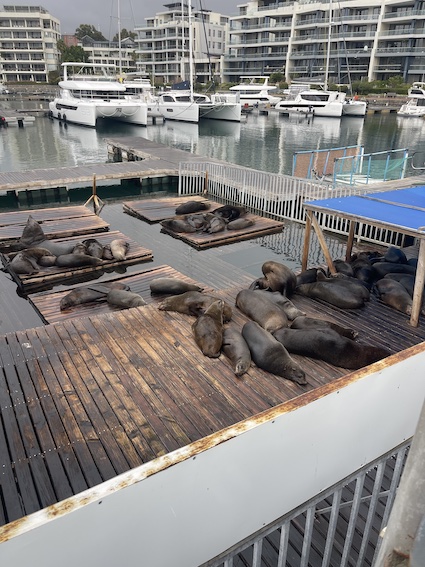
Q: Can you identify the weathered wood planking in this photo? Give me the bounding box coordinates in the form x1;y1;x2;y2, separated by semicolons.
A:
122;196;219;223
0;214;109;251
2;231;153;294
160;214;284;250
1;279;425;525
0;205;97;227
28;264;215;324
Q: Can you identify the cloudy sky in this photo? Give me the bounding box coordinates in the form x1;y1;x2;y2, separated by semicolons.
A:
39;0;239;37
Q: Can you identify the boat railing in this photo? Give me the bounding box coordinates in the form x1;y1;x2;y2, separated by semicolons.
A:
179;160;411;247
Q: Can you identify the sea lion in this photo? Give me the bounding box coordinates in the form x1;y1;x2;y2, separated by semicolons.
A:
273;327;391;370
106;289;147;309
384;273;417;297
221;326;251;377
149;277;204;295
371;262;416;280
72;243;88;255
374;278;414;315
55;253;104;268
333;259;354;277
290;315;358;340
192;299;224;358
227;218;255;230
186;213;208;230
250;261;297;297
160;218;197;233
110;239;129;261
60;282;131;310
316;271;370;301
383;246;408;264
295;268;318;286
13;215;76;256
295;281;366;309
202;214;226;234
158;291;232;321
82;238;104;259
102;245;114;261
211;205;246;221
242;321;306;385
175;200;210;215
252;289;306;320
8;251;40;274
236;288;289;333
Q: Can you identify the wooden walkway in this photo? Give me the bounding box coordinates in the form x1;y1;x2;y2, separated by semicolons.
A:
0;139;224;193
1;271;425;526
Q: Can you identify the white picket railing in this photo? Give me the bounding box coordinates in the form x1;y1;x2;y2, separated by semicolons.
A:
178;161;409;247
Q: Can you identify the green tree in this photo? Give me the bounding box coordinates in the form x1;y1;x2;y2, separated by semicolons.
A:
57;40;88;64
75;24;106;41
112;28;136;41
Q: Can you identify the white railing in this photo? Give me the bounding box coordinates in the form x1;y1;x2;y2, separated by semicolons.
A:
178;161;407;247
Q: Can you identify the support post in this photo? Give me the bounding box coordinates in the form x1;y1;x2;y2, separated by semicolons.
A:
409;232;425;327
84;174;105;215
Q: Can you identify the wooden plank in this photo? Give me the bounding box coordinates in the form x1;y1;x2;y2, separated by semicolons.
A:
123;197;220;223
2;231;153;293
28;265;212;324
0;215;109;251
0;206;96;228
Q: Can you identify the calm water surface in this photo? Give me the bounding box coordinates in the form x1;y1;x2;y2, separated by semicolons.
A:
1;104;425;176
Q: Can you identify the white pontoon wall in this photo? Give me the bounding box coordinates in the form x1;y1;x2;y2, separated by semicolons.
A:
1;344;424;567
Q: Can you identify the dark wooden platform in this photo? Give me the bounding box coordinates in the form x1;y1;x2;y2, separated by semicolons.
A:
1;279;425;526
2;231;153;294
122;196;218;223
0;205;109;252
28;264;214;324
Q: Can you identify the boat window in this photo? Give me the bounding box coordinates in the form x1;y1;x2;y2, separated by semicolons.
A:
301;93;330;102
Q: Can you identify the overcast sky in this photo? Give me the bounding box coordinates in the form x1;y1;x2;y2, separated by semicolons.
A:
38;0;240;37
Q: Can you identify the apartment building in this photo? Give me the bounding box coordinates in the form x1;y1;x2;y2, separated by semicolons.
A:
135;2;229;85
80;36;137;74
224;0;425;85
0;4;60;83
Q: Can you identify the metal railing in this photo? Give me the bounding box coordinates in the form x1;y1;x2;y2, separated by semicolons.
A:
178;161;409;248
201;442;410;567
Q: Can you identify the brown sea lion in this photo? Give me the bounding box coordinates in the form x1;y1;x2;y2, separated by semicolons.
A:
60;282;131;310
110;239;129;261
158;291;232;321
371;262;416;280
222;326;251;377
13;215;76;255
149;277;204;295
290;315;358;340
250;261;297;297
192;299;224;358
202;214;227;234
242;321;306;385
252;289;306;320
55;253;103;268
375;279;414;315
106;289;146;308
236;288;289;333
227;218;255;230
273;327;391;370
295;281;366;309
316;271;370;301
175;201;210;215
211;205;246;221
82;238;104;259
8;251;39;274
72;243;88;255
160;218;198;233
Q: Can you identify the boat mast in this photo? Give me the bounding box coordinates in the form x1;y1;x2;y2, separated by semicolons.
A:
324;0;332;90
118;0;122;76
188;1;194;101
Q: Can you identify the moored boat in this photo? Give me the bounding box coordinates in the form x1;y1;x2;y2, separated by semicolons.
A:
275;85;345;118
49;63;149;128
229;76;281;109
397;82;425;117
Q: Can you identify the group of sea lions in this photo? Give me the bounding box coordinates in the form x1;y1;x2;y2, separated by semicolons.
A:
155;258;391;385
4;215;129;275
296;246;421;316
60;282;146;311
160;201;255;234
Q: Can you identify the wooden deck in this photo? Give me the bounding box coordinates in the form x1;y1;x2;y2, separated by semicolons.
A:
1;273;425;527
123;197;284;250
28;265;216;324
2;231;153;294
0;205;109;252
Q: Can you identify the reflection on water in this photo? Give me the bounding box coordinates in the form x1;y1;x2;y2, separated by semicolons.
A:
1;106;425;178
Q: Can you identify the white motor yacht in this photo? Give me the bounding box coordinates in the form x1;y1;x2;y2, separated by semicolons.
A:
342;98;367;117
121;75;162;119
157;87;241;123
49;63;148;127
397;82;425;117
229;76;281;109
275;86;345;118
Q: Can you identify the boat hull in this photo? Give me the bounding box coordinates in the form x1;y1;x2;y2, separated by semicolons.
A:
342;101;367;117
49;99;148;127
276;101;343;118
